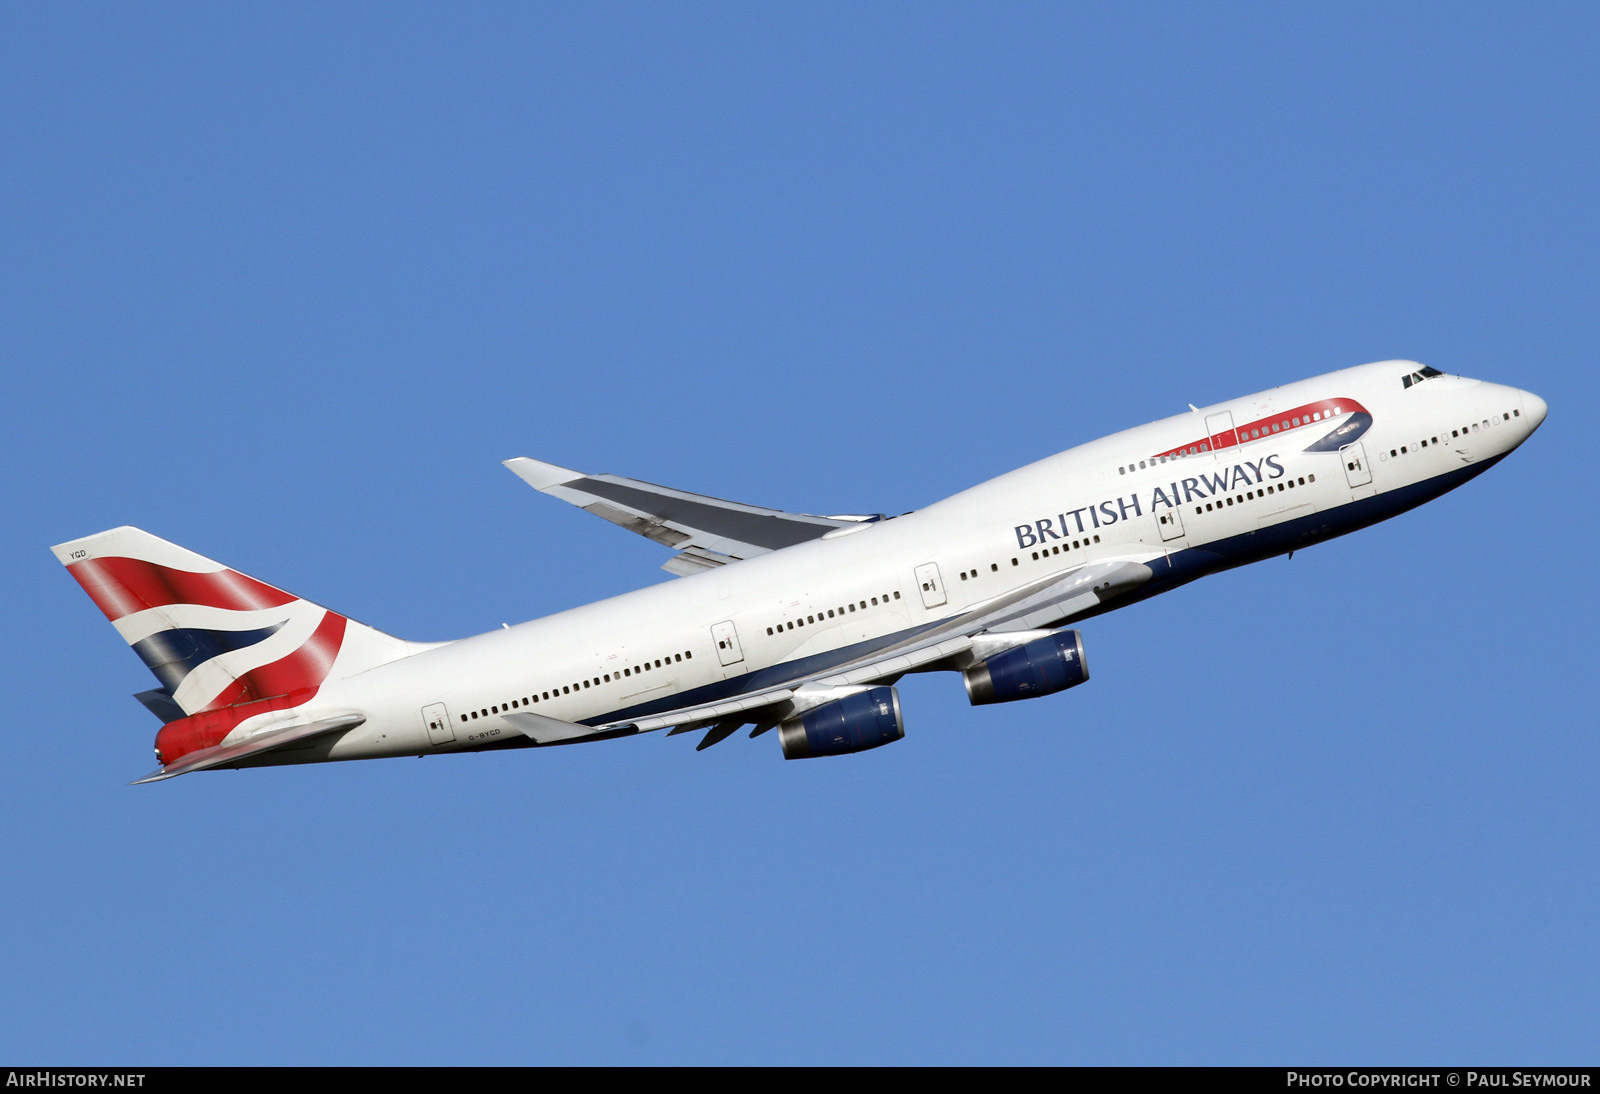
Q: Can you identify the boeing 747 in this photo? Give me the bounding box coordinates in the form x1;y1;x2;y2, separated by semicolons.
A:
54;360;1546;782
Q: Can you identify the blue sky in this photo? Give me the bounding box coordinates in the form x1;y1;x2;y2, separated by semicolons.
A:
3;3;1595;1064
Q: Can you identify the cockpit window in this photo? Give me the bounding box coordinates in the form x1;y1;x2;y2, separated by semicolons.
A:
1401;366;1444;389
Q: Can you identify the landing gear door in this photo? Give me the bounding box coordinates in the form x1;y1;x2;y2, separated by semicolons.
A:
914;562;947;608
711;620;744;666
1205;411;1238;459
1341;441;1373;487
422;702;455;746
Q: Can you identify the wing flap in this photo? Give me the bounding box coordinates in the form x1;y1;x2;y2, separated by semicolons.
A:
131;712;365;784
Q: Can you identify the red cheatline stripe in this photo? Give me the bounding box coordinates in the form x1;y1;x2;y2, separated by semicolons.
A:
1152;398;1370;460
200;612;348;711
66;556;297;622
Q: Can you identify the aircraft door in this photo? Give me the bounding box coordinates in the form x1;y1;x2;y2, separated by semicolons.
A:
1205;411;1238;458
914;562;947;608
422;702;455;745
1156;507;1185;542
711;620;745;666
1341;441;1373;487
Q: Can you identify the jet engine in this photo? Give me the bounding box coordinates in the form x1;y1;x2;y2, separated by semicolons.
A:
963;629;1089;705
778;686;904;759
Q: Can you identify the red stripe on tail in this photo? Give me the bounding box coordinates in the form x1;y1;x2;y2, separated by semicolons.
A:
200;612;348;711
66;557;297;622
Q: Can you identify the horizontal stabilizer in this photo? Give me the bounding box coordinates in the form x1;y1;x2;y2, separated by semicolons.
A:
131;713;365;784
504;457;883;571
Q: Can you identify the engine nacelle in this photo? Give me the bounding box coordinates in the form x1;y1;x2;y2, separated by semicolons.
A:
778;686;904;759
963;630;1089;705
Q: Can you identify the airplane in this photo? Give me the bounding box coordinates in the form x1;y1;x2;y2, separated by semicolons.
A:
53;360;1546;783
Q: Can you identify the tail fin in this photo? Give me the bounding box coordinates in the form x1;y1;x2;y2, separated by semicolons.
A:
53;526;420;719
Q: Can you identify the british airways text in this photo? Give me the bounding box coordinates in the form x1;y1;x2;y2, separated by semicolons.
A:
1014;455;1286;548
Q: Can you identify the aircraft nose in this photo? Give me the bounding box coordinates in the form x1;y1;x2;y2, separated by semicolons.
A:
1520;390;1548;431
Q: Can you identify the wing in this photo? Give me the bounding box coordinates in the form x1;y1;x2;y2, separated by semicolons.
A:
504;457;885;575
502;554;1161;752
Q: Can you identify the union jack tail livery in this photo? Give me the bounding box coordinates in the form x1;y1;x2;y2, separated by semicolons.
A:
52;527;420;778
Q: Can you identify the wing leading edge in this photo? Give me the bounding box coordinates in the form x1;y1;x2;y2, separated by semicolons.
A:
503;457;884;574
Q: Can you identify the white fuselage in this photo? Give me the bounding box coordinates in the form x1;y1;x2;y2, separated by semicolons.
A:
284;361;1545;766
